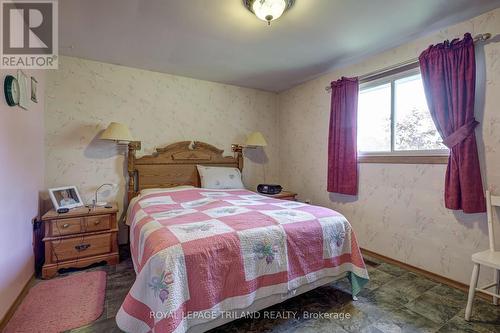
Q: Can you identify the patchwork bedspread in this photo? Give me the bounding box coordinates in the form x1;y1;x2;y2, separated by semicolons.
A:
116;188;368;333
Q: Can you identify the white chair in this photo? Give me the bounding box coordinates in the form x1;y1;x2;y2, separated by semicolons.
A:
465;191;500;321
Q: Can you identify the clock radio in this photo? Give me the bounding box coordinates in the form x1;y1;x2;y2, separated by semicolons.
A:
257;184;283;195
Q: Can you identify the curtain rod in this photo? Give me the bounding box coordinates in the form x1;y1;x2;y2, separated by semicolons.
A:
325;32;491;92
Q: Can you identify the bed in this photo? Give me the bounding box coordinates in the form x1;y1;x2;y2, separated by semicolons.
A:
116;141;369;333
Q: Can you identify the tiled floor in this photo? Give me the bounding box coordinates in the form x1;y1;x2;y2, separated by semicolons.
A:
54;247;500;332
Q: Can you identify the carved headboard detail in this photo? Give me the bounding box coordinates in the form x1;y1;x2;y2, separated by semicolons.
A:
127;141;243;200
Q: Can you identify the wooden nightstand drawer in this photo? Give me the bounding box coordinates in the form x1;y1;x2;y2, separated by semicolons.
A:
85;215;111;232
51;217;83;236
50;233;111;262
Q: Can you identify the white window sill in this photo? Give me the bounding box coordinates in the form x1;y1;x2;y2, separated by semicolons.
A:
358;152;449;164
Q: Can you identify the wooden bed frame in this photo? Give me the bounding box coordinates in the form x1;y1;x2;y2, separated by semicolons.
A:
123;141;352;333
127;141;243;200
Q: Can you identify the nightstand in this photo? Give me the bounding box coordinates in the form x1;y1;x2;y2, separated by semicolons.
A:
259;191;297;201
41;204;119;278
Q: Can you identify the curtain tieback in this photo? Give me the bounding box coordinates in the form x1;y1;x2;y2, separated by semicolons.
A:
442;119;479;148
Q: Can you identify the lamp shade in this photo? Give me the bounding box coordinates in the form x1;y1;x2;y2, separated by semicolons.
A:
245;132;267;147
100;122;134;142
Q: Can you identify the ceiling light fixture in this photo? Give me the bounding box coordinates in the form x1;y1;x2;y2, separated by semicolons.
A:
243;0;295;25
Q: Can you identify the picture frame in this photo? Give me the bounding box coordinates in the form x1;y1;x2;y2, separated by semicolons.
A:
31;76;38;103
17;70;29;110
48;186;84;210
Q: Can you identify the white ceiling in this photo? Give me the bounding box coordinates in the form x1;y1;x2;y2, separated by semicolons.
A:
60;0;500;92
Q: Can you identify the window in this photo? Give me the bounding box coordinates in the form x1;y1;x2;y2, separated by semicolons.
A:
357;67;448;163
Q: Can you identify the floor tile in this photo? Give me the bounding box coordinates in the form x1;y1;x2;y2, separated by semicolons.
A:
106;294;128;319
334;302;374;332
362;254;384;266
363;269;393;291
367;272;438;307
456;297;500;324
288;317;349;333
427;284;467;306
376;263;407;277
405;290;463;324
436;315;498;333
377;307;442;333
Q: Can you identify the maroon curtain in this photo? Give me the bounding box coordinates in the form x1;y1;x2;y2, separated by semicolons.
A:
419;33;485;213
327;77;359;195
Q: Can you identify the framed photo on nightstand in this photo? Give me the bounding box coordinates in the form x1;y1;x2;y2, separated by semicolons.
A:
48;186;84;210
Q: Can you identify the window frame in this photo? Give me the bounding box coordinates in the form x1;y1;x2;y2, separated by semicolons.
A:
357;66;449;164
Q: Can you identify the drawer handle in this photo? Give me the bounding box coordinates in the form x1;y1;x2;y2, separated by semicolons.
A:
94;220;101;225
62;223;70;228
75;244;91;252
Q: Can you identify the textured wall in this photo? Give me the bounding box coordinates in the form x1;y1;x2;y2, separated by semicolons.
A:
277;8;500;285
0;69;45;320
45;8;500;285
45;56;279;241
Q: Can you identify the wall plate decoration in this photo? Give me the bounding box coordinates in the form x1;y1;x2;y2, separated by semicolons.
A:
17;70;29;110
31;77;38;103
4;75;20;106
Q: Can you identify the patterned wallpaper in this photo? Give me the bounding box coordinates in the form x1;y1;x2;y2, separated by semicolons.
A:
45;56;279;241
277;8;500;285
45;8;499;284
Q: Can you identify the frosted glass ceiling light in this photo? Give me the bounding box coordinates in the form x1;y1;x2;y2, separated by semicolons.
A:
243;0;295;25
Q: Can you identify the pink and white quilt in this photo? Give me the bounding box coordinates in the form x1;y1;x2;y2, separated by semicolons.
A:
116;187;368;333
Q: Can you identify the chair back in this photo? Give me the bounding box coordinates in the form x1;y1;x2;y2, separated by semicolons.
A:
486;191;500;251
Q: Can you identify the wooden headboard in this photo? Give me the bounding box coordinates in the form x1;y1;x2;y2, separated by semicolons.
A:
127;141;243;200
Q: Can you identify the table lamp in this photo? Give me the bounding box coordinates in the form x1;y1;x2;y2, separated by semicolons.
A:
232;131;267;153
100;122;134;143
93;183;118;208
99;122;139;208
245;132;267;147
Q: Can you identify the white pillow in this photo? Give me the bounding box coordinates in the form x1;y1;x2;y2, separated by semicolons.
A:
196;165;245;189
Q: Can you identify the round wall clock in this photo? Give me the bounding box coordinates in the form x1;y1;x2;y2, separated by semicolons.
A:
4;75;20;106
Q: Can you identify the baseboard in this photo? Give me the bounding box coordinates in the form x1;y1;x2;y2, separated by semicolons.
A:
360;248;491;302
0;274;35;331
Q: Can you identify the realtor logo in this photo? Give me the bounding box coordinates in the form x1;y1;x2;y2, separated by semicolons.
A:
1;0;58;69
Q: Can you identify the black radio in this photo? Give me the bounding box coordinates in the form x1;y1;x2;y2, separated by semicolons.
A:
257;184;283;195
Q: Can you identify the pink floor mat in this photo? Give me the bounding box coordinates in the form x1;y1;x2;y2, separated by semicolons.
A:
3;271;107;333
